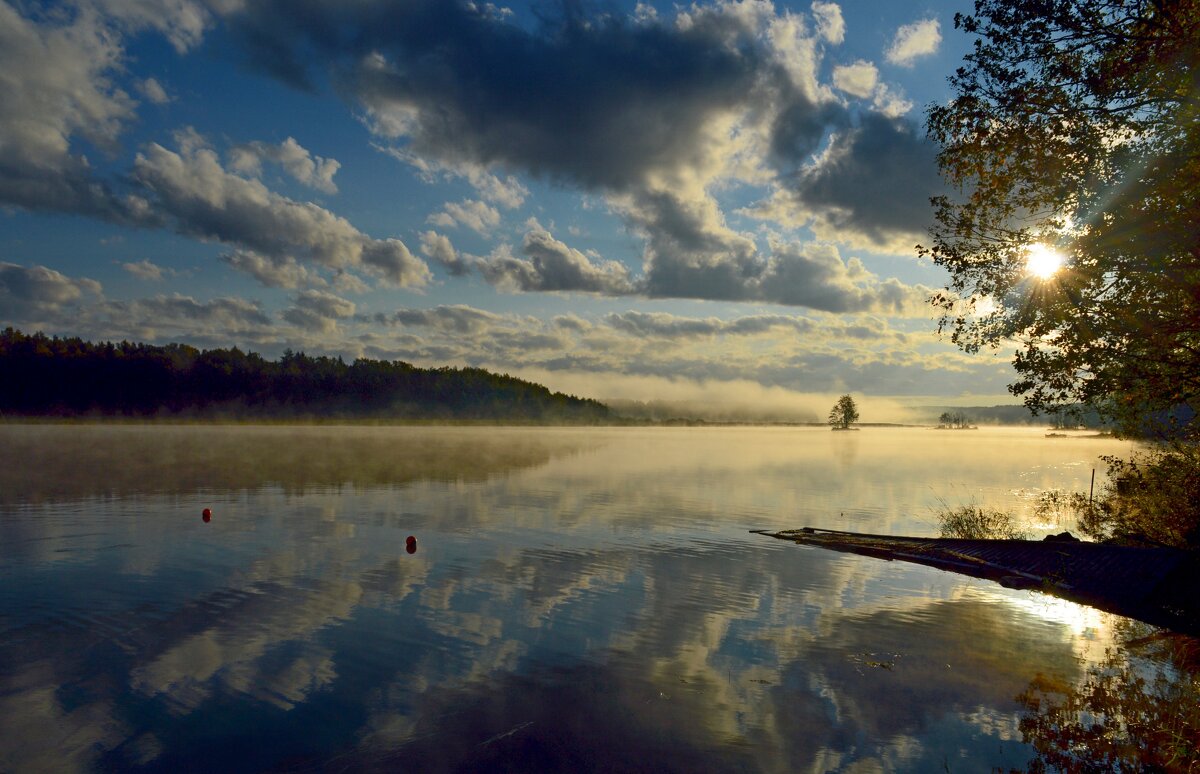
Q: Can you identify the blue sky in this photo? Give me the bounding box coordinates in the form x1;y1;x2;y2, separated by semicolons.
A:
0;0;1019;419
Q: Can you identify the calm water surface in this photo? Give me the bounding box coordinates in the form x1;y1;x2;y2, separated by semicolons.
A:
0;424;1194;772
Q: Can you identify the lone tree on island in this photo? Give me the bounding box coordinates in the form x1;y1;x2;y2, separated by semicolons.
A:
828;395;859;430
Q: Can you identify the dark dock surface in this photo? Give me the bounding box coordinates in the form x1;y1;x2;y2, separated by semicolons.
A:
752;527;1200;636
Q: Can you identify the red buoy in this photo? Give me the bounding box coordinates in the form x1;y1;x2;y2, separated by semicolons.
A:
405;535;417;554
202;508;212;522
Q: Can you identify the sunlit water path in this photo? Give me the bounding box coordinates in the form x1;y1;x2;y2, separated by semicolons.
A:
1;425;1192;772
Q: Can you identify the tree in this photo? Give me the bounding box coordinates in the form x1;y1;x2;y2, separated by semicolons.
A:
828;394;859;430
938;410;973;429
923;0;1200;439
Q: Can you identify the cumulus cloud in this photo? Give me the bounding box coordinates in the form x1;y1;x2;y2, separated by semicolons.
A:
615;186;930;314
0;4;144;219
810;1;845;44
118;294;269;325
458;168;528;209
221;0;762;191
832;60;878;99
419;231;473;277
871;83;913;117
92;0;213;53
282;290;356;333
220;250;325;289
81;293;276;346
229;137;340;193
1;0;950;334
885;19;941;67
122;259;166;280
427;199;500;235
0;262;102;320
377;150;528;208
766;12;830;106
448;209;934;315
605;311;814;339
137;76;172;104
131;131;431;287
477;229;636;295
553;314;592;333
380;304;507;335
755;241;931;314
780;113;946;250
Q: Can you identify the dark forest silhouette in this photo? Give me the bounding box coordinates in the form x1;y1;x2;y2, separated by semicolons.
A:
0;328;609;422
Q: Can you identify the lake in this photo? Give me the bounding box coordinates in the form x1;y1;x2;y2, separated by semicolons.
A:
1;424;1195;772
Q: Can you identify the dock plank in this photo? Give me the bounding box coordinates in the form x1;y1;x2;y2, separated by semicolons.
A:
752;527;1200;636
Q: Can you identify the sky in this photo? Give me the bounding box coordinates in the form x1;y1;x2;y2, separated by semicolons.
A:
0;0;1022;420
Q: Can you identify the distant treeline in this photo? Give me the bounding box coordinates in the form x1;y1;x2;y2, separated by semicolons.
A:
0;328;610;422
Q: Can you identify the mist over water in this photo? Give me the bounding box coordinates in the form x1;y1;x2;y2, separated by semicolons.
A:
0;425;1186;772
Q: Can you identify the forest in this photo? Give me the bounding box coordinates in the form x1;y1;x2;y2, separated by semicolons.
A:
0;328;610;422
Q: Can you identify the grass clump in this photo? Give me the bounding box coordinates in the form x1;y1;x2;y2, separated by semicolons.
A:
937;503;1030;540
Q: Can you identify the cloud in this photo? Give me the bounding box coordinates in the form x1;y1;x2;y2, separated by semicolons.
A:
121;259;166;280
375;150;528;208
223;0;763;191
220;250;326;289
0;4;144;220
131;131;431;287
780;113;946;250
832;60;878;99
418;231;473;277
766;12;831;106
137;76;171;104
871;83;913;118
106;294;270;326
229;137;340;193
426;199;500;235
92;0;214;53
282;290;356;333
618;186;932;314
477;228;636;295
0;262;103;320
885;19;941;67
83;293;276;345
380;304;507;335
755;241;931;314
810;2;845;44
553;314;592;333
605;311;814;339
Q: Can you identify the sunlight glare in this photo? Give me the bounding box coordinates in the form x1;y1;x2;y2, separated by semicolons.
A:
1026;243;1065;280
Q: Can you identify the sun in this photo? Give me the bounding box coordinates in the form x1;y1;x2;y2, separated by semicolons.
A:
1026;243;1065;280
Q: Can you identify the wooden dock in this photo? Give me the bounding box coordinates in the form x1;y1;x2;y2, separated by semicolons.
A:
752;527;1200;636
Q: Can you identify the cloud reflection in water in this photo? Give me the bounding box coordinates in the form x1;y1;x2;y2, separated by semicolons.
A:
0;425;1173;772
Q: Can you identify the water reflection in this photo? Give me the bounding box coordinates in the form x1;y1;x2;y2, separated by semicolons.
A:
0;424;596;503
0;425;1184;772
1014;624;1200;772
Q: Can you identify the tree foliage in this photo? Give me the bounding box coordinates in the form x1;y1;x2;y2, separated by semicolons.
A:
0;328;610;422
923;0;1200;439
827;394;859;429
1076;446;1200;548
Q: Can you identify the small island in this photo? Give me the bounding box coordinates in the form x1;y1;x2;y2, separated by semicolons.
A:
935;411;977;430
